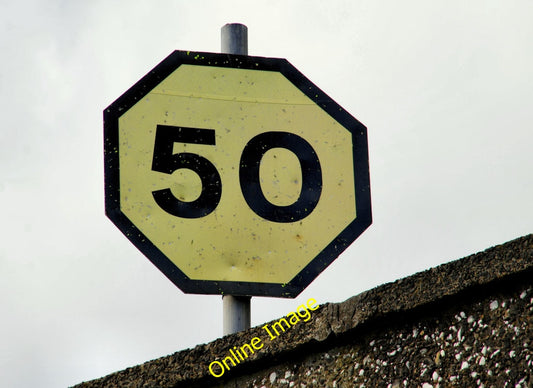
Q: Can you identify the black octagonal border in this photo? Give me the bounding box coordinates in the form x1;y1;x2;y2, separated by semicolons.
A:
104;50;372;298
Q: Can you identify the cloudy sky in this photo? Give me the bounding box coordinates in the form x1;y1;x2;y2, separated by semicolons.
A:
1;1;532;386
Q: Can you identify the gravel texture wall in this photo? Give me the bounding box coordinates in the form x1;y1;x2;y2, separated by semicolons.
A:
74;234;532;388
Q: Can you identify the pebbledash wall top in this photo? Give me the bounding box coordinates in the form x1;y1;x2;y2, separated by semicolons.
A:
73;233;532;387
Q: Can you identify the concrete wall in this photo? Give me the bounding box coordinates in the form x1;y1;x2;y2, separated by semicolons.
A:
74;234;532;388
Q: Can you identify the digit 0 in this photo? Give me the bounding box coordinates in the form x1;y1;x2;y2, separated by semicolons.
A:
239;131;322;223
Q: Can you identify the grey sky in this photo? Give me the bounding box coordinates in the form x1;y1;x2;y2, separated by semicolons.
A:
1;1;532;387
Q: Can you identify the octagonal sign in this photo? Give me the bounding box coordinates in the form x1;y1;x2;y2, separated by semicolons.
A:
104;50;371;297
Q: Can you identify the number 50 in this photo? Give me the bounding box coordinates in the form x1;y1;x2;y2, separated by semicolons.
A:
151;125;322;223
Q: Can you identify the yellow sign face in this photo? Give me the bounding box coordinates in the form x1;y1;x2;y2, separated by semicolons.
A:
105;51;371;297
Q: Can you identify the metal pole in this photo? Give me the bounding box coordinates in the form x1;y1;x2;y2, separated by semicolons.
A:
221;23;248;55
221;23;251;335
223;294;251;334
